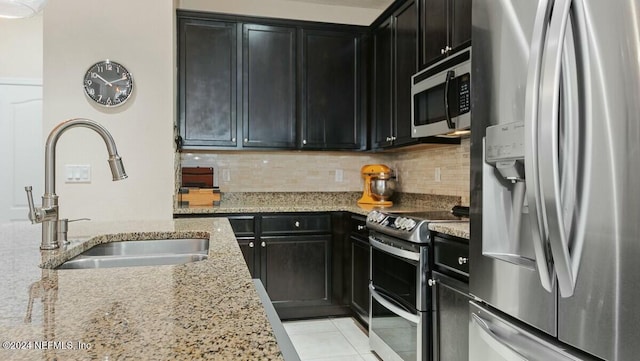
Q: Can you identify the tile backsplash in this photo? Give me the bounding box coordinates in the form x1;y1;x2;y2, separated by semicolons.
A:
179;138;470;206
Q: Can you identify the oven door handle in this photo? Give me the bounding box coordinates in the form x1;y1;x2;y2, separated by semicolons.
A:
369;236;420;262
370;285;421;324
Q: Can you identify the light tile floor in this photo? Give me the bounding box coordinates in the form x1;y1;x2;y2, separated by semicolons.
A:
283;317;380;361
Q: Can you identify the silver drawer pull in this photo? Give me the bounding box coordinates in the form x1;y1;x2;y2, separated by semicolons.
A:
357;225;366;231
428;279;436;287
458;257;469;265
294;221;300;228
249;242;254;248
261;241;266;247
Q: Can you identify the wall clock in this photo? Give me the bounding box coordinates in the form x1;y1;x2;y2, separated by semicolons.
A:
83;60;133;107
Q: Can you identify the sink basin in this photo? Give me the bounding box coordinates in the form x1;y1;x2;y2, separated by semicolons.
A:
56;238;209;270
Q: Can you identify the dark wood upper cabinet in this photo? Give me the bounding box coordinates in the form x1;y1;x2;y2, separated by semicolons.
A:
394;0;419;147
179;19;238;148
420;0;472;69
242;24;297;149
372;0;418;149
372;17;394;149
300;29;364;150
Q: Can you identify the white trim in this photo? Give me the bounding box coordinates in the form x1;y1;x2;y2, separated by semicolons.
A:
0;77;42;86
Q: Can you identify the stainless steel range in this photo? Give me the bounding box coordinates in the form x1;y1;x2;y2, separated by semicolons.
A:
366;208;466;361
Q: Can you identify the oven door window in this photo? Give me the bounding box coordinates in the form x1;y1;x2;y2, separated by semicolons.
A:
371;289;418;361
414;83;446;126
371;247;418;311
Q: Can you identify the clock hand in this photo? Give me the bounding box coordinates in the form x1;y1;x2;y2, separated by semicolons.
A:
94;73;113;87
107;75;128;84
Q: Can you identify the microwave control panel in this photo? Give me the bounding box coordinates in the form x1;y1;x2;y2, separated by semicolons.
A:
457;73;471;114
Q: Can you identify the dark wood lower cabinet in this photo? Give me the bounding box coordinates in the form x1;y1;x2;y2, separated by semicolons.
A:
224;213;351;320
262;235;330;304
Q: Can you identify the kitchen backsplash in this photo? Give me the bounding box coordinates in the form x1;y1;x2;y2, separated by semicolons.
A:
178;138;470;206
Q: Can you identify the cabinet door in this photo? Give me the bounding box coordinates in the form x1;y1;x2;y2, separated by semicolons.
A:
393;0;419;147
449;0;472;51
237;237;258;278
179;19;238;147
351;236;370;324
300;30;363;150
372;18;394;149
242;24;296;148
420;0;448;68
261;235;331;305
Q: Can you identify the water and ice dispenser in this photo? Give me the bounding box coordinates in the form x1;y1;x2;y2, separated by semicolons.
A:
483;121;536;268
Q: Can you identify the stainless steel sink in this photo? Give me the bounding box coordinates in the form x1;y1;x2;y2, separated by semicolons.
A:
56;238;209;270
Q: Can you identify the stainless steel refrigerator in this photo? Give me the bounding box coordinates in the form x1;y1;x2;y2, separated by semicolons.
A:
469;0;640;360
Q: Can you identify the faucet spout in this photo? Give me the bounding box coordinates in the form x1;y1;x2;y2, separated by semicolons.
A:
26;118;127;250
45;118;127;194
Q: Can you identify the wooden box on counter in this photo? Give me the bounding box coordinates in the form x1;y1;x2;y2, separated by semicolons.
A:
178;187;221;207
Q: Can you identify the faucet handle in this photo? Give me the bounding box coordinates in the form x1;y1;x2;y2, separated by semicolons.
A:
24;186;38;224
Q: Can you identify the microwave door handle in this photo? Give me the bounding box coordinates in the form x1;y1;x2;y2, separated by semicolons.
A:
444;70;455;129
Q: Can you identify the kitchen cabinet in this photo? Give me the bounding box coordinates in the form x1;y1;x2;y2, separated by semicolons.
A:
224;213;350;319
349;214;369;326
178;18;238;148
300;29;365;150
177;11;367;151
242;24;297;149
419;0;472;68
431;232;470;361
372;0;419;149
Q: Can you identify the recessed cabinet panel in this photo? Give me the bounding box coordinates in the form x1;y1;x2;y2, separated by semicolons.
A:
180;20;237;147
421;0;448;68
301;30;363;149
262;236;330;303
372;18;394;149
242;24;297;148
394;0;419;147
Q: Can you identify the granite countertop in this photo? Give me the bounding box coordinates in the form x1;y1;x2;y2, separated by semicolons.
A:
0;219;283;361
428;222;470;240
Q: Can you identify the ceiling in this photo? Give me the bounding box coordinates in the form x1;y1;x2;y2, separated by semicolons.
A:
284;0;394;9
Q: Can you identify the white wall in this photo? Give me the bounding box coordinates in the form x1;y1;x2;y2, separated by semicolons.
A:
178;0;380;25
43;0;176;221
0;15;42;79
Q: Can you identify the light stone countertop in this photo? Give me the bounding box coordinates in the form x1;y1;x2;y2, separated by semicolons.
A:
428;222;470;239
0;218;284;361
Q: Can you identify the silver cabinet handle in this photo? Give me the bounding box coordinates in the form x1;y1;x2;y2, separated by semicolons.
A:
357;225;366;231
458;257;469;265
441;48;446;54
244;138;248;143
249;242;254;248
232;137;236;142
428;279;436;287
294;221;300;228
386;136;392;142
261;241;266;247
302;140;307;145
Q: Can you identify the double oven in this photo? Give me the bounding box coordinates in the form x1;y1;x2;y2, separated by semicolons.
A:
366;209;465;361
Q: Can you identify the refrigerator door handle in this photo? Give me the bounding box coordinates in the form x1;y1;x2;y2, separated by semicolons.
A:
471;313;528;361
523;0;555;292
538;0;585;297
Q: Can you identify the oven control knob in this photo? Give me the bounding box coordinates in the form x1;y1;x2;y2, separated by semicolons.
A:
394;217;403;229
376;213;387;223
405;219;417;231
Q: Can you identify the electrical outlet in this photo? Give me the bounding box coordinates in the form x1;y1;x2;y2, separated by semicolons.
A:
65;164;91;183
335;169;343;182
435;167;441;182
222;169;231;182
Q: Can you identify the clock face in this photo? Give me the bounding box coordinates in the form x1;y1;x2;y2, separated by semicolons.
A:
83;60;133;107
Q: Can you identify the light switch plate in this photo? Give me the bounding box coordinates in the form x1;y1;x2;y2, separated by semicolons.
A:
65;164;91;183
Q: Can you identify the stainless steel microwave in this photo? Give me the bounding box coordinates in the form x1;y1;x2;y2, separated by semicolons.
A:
411;47;471;138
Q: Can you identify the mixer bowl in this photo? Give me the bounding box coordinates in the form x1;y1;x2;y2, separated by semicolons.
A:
370;179;396;201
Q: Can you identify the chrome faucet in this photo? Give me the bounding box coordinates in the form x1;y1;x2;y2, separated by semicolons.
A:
25;118;127;250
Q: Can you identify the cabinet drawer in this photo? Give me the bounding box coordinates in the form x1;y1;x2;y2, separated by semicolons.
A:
433;234;469;277
350;214;368;239
261;214;331;235
227;216;255;237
